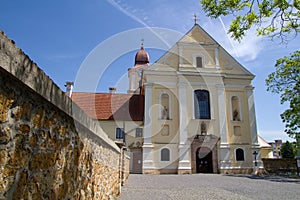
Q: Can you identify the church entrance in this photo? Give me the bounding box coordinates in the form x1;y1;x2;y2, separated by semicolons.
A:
189;134;219;173
196;147;213;173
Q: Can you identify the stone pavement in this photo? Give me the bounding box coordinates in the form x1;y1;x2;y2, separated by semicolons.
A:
118;174;300;200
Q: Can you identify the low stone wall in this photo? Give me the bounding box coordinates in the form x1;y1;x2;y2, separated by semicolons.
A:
262;158;298;174
0;30;128;199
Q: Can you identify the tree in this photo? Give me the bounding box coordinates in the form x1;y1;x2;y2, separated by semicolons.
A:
281;141;295;158
200;0;300;149
266;50;300;140
200;0;300;42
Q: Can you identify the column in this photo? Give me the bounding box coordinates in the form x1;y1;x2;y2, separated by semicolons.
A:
217;84;230;170
178;82;191;174
142;83;154;173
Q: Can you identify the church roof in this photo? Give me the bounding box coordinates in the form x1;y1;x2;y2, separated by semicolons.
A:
258;135;272;148
71;92;144;121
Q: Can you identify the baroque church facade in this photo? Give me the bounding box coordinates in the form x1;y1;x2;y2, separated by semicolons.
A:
72;23;262;174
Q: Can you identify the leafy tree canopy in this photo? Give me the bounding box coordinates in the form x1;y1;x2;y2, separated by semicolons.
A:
200;0;300;42
281;141;295;158
266;50;300;139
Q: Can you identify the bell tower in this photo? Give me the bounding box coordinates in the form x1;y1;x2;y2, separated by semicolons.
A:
128;40;150;94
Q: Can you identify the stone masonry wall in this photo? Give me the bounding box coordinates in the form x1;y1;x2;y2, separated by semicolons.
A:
0;30;129;199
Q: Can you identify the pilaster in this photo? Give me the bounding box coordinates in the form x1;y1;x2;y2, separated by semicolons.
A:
177;82;191;173
142;83;154;172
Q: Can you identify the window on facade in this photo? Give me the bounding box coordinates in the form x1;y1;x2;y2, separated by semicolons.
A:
234;126;241;136
136;128;143;137
196;56;203;68
231;96;241;121
236;148;245;161
116;128;124;139
161;148;170;161
161;93;170;119
194;90;210;119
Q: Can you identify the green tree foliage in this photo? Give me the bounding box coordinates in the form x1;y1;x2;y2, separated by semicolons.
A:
266;50;300;139
281;141;295;158
200;0;300;42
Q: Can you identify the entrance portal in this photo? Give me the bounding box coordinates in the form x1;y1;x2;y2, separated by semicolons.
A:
189;134;219;173
196;147;213;173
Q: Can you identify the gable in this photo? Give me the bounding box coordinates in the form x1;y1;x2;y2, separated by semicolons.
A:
151;24;254;78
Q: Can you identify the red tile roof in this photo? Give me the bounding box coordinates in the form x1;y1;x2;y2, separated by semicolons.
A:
71;92;144;121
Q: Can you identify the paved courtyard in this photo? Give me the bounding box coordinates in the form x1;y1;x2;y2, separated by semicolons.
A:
118;174;300;200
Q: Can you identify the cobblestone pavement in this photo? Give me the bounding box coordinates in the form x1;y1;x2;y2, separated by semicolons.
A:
118;174;300;200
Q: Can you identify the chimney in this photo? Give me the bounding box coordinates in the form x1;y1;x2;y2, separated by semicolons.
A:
65;81;74;97
109;86;116;94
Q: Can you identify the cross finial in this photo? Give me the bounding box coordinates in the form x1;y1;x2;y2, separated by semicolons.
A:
141;39;144;49
194;13;197;25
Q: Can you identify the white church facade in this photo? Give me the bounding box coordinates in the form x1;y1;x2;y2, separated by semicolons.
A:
72;23;263;174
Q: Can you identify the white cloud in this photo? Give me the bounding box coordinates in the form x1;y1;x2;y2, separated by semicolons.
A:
202;17;264;62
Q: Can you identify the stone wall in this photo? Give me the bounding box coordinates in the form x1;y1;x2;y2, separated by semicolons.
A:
262;158;297;174
0;30;129;199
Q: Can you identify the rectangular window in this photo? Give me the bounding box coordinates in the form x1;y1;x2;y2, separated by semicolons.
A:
136;128;143;137
196;57;203;68
116;128;124;139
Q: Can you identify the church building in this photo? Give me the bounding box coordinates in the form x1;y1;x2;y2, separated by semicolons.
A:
72;22;262;174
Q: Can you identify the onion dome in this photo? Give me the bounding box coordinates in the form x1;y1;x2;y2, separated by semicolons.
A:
134;41;149;66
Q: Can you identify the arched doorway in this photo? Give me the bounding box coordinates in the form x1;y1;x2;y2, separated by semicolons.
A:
196;147;213;173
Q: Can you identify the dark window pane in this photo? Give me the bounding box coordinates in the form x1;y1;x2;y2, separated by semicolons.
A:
196;57;202;68
194;90;210;119
236;148;245;161
161;148;170;161
116;128;124;139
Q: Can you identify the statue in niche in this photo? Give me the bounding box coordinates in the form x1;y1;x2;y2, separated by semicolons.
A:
201;122;206;135
233;109;240;121
162;106;168;119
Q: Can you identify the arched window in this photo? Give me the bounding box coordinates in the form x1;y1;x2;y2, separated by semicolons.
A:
161;148;170;161
194;90;210;119
236;148;245;161
160;93;170;119
231;96;241;121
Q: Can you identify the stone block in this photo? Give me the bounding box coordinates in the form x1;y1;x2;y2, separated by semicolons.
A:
0;125;11;145
0;93;15;122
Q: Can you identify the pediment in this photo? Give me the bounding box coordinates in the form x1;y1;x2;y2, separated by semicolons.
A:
150;24;254;78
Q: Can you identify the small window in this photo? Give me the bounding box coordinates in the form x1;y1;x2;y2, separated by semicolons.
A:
196;56;203;68
236;148;245;161
136;128;143;137
161;148;170;161
116;128;124;139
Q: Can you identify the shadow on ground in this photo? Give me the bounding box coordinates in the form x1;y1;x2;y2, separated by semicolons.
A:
223;174;300;184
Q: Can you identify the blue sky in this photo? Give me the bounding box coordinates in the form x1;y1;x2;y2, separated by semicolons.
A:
1;0;299;142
